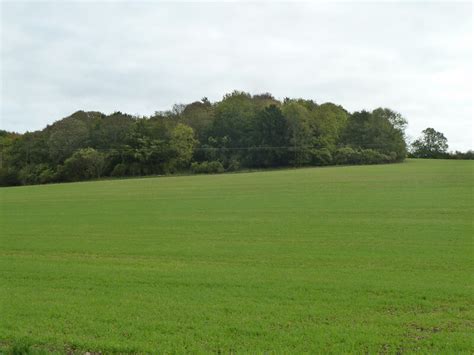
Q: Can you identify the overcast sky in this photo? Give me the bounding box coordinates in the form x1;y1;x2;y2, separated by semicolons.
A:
1;1;472;150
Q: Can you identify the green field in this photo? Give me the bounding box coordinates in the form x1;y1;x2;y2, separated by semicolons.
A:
1;159;473;353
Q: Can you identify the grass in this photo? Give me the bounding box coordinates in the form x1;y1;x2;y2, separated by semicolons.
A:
0;159;473;353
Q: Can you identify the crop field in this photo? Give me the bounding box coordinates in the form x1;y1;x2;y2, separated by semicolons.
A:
0;159;473;353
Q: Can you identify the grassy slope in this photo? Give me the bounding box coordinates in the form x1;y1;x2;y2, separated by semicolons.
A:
0;159;473;353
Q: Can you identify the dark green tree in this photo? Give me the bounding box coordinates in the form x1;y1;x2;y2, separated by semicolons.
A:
411;128;448;158
0;91;422;186
248;104;290;167
59;148;105;181
341;109;406;161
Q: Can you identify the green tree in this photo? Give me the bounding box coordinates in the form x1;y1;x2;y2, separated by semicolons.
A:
411;128;448;158
180;99;214;141
248;104;290;167
59;148;105;181
211;91;256;148
47;117;89;164
169;124;197;170
341;109;406;161
123;121;175;175
0;91;417;186
89;112;135;149
312;103;348;150
372;108;407;135
282;100;314;166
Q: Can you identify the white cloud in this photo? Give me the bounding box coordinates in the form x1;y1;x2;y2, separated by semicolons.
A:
1;1;472;150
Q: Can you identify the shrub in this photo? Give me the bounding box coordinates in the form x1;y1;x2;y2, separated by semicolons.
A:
39;167;56;184
335;147;393;165
334;147;357;165
111;163;127;177
18;164;52;185
59;148;105;182
128;162;142;176
226;157;241;171
0;168;20;186
311;148;333;166
208;161;225;173
358;149;389;164
191;161;225;174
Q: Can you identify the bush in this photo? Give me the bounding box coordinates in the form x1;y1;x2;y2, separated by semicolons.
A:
18;164;52;185
358;149;390;164
59;148;105;181
335;147;392;165
191;161;225;174
111;163;127;177
39;167;56;184
0;168;20;186
311;148;333;166
334;147;357;165
226;157;241;171
18;165;39;185
128;162;142;176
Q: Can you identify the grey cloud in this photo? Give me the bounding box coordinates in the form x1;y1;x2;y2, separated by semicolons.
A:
1;1;472;150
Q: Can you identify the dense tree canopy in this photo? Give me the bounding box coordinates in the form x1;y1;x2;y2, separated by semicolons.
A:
0;91;415;186
410;128;449;159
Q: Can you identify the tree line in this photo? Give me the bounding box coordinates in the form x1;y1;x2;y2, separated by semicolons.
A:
0;91;468;186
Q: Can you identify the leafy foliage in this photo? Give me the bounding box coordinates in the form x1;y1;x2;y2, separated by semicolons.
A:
411;128;449;158
0;91;415;186
59;148;106;182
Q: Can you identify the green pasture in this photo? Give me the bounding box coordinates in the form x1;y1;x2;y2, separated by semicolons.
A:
0;159;472;353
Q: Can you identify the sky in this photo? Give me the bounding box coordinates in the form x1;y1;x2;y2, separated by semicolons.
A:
1;1;472;150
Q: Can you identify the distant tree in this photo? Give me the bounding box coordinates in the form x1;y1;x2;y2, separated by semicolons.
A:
448;150;474;160
370;108;407;160
169;124;197;170
252;93;280;110
6;131;50;169
59;148;105;181
411;128;448;158
372;108;407;135
211;91;255;148
122;121;175;175
282;100;314;166
248;104;290;167
47;117;89;164
0;91;420;186
180;100;214;141
341;109;406;161
89;112;135;149
0;167;20;186
172;103;186;116
312;103;348;150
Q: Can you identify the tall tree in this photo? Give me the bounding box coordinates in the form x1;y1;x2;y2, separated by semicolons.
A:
47;117;89;164
180;99;214;141
211;91;256;148
341;109;407;161
411;128;448;158
248;104;290;167
169;124;197;170
312;103;348;150
59;148;105;181
282;100;314;166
